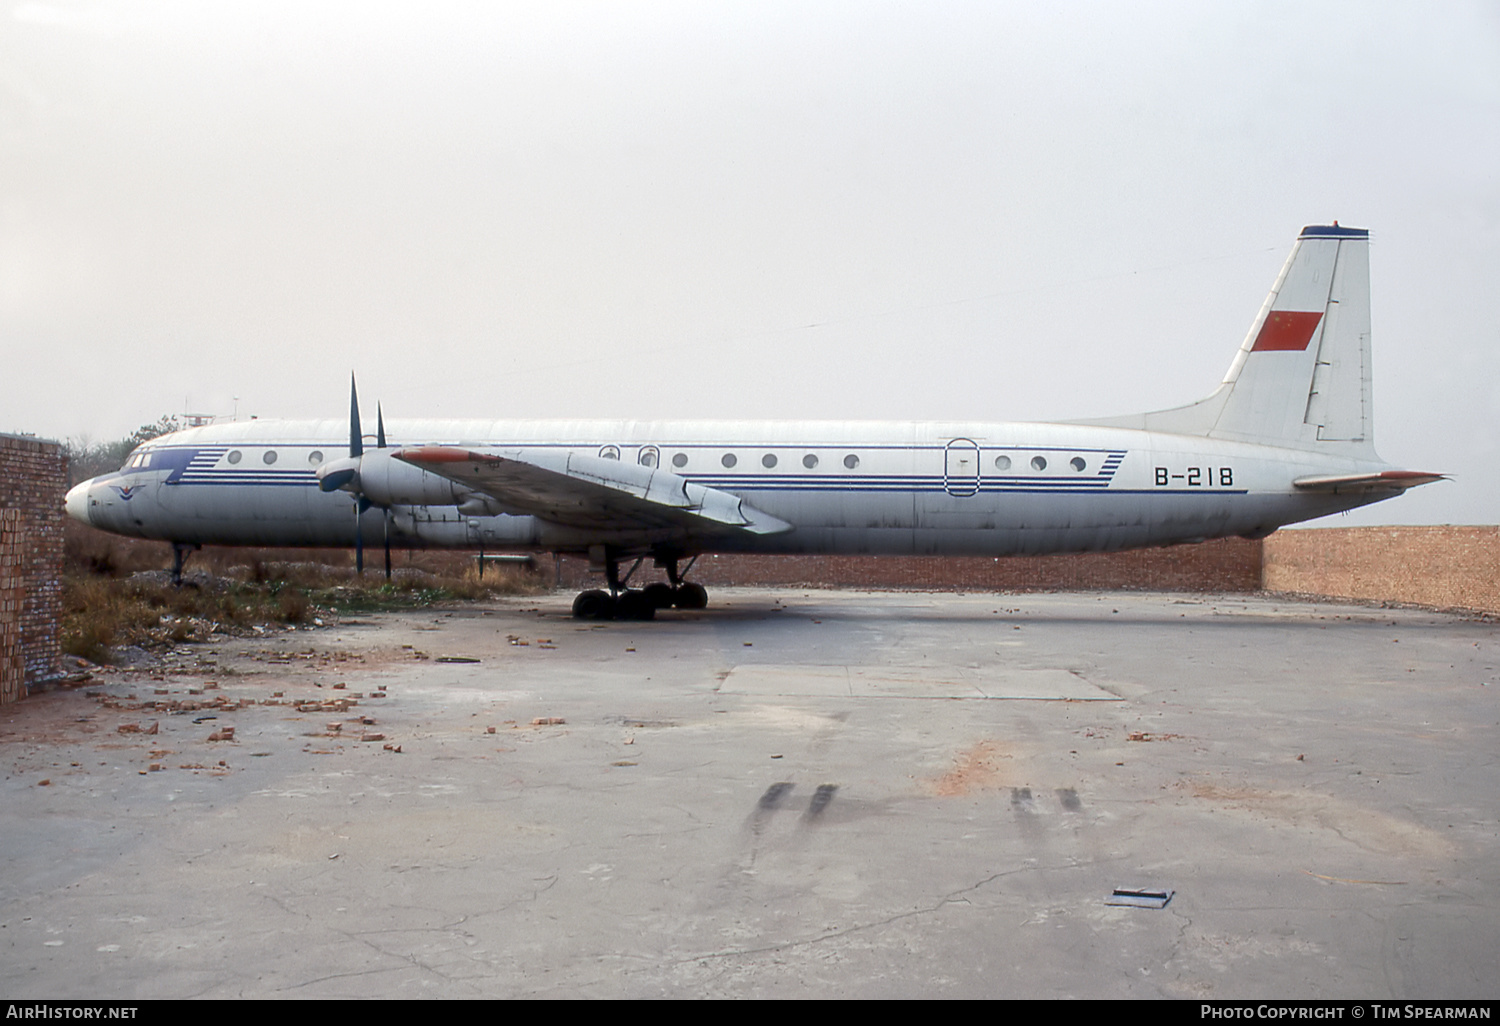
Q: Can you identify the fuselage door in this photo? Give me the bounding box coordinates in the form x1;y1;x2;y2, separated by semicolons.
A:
944;438;980;497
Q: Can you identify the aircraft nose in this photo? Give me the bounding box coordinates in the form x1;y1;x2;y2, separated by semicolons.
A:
64;480;93;526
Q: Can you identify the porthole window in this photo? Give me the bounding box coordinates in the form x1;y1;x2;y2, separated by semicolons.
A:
599;445;620;460
1070;457;1087;472
227;450;242;465
762;453;777;469
722;453;738;468
672;453;688;468
263;450;278;465
994;455;1011;471
308;450;324;466
638;447;658;468
843;454;860;470
1030;455;1047;472
803;454;819;469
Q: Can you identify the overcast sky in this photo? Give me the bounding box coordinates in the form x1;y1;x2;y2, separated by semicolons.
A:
2;1;1496;525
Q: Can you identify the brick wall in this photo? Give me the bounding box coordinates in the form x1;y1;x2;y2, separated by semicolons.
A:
0;510;23;703
0;433;67;699
554;536;1264;594
1264;526;1500;615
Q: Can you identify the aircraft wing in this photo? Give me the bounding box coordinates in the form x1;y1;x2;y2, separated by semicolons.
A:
394;446;792;535
1293;470;1446;494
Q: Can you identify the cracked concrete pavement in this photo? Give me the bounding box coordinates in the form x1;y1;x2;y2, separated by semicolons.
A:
1;588;1496;998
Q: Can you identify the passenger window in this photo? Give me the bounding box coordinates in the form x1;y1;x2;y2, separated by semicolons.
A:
722;453;738;469
844;454;860;469
762;454;777;468
1030;456;1047;471
672;453;688;468
994;455;1011;471
638;447;659;468
1070;457;1087;472
227;451;242;465
599;446;620;461
803;454;818;469
309;451;324;466
263;450;278;465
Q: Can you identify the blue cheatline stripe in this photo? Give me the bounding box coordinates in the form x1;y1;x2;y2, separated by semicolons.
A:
173;478;319;488
690;477;1120;489
153;475;1243;498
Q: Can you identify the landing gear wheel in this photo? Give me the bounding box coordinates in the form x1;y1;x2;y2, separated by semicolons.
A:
572;589;614;620
673;582;709;610
615;590;657;621
642;582;676;610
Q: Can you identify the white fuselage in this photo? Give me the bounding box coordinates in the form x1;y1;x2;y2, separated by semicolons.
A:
68;417;1394;557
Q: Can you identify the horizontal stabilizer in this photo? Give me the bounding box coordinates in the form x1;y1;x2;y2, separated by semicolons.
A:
1292;470;1446;494
395;446;792;536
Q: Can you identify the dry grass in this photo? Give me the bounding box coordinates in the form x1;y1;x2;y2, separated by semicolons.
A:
63;522;546;664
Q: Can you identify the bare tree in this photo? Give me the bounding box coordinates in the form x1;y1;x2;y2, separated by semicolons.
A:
65;415;182;485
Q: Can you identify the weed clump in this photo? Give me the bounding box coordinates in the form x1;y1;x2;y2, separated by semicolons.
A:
62;533;543;664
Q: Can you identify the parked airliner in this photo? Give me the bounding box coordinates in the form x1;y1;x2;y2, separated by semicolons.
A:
66;225;1440;619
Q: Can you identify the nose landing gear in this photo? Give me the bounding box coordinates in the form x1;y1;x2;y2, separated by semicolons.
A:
169;542;200;587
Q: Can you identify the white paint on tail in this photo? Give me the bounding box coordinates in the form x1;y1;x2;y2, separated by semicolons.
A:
1077;225;1376;458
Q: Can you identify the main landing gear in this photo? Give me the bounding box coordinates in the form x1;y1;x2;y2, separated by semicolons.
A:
571;554;709;621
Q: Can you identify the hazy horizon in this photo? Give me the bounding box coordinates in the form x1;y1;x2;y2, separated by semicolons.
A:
3;1;1496;525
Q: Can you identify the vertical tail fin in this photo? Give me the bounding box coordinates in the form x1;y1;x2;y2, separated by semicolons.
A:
1079;225;1378;457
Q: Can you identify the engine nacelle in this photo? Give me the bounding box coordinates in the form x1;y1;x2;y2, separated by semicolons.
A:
345;449;467;508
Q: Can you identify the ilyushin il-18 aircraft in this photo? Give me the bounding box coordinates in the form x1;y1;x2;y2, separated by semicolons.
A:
67;225;1441;619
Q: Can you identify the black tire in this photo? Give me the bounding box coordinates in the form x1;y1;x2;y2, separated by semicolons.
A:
642;582;676;609
572;590;614;620
673;582;709;610
615;590;657;621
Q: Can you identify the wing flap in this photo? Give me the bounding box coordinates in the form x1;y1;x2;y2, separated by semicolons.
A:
1293;470;1446;493
394;446;791;535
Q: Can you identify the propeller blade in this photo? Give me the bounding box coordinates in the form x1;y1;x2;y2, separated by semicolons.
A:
355;496;371;575
349;374;364;459
377;403;386;449
383;510;392;580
